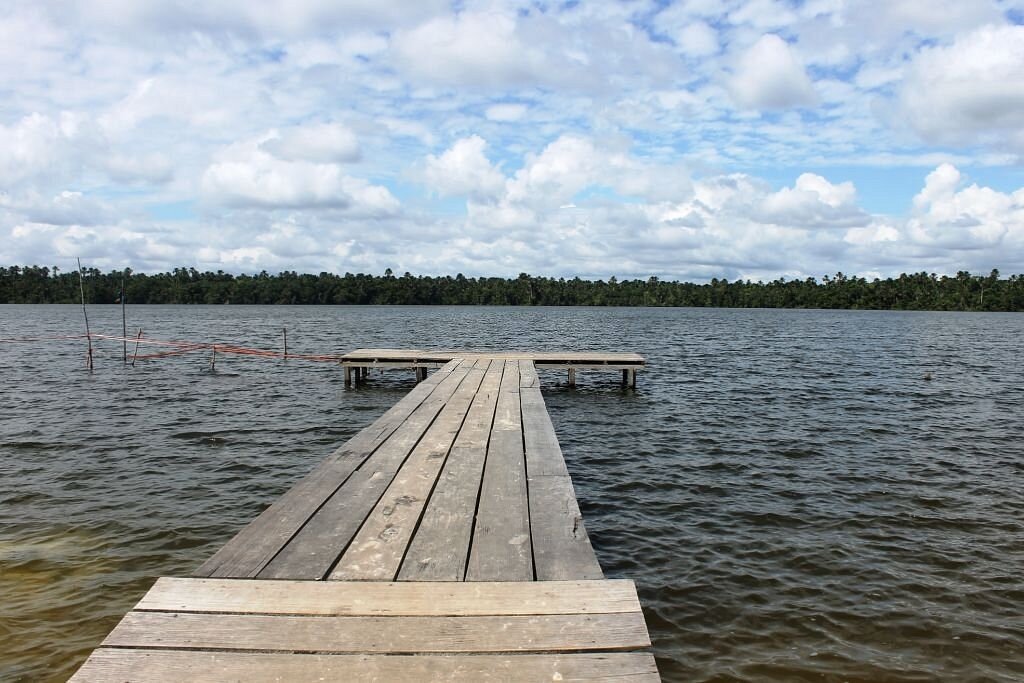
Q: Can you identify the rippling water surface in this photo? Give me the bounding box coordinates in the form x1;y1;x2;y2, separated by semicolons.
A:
1;305;1022;682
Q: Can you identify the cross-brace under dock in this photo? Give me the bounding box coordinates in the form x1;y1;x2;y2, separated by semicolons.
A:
72;351;657;682
340;348;645;388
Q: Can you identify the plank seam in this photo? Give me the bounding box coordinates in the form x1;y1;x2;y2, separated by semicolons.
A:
93;645;652;655
196;370;450;577
394;358;490;582
250;374;456;578
320;362;479;580
460;360;506;581
522;360;538;581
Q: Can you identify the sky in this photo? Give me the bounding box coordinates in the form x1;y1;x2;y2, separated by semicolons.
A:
2;0;1024;282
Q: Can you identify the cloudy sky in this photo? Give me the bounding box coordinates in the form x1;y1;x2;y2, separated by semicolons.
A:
2;0;1024;281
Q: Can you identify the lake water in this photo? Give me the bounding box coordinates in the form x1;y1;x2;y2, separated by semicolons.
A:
1;304;1022;682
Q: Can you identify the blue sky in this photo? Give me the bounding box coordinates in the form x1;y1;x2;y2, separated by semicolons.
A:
1;0;1023;281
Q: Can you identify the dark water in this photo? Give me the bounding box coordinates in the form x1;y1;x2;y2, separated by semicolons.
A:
1;305;1022;682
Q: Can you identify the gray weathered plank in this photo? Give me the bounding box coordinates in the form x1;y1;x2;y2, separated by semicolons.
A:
398;359;504;581
71;650;660;682
102;611;651;653
518;361;603;579
329;359;489;580
258;363;473;579
133;577;643;616
520;367;569;477
466;360;533;581
528;475;603;580
194;360;462;578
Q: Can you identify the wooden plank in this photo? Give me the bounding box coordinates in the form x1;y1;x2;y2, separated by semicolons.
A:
399;359;504;581
194;360;462;578
257;363;474;579
329;359;489;580
519;361;603;579
520;372;569;478
134;577;643;616
101;611;651;653
71;650;661;682
528;475;603;580
466;360;533;581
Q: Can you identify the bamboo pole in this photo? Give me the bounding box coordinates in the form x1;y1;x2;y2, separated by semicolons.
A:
121;276;127;364
131;328;143;367
77;258;93;371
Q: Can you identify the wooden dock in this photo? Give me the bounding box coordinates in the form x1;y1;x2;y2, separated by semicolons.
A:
341;348;645;388
72;353;657;681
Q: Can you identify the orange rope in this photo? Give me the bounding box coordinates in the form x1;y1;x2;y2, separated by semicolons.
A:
85;333;345;363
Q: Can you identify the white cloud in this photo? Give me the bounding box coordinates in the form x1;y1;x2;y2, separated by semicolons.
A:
391;12;547;88
260;122;362;163
900;25;1024;153
485;103;528;122
0;191;110;226
728;34;817;109
422;136;505;201
676;21;720;57
758;173;867;228
201;138;397;214
907;163;1024;248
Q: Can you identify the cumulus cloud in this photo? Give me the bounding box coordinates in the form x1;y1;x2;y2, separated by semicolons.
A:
0;113;85;186
0;191;110;226
202;137;397;214
758;174;867;228
728;34;817;109
907;163;1024;248
899;25;1024;153
422;136;505;201
391;12;548;88
260;123;362;163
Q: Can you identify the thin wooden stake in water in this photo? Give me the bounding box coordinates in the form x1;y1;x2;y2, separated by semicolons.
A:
283;328;288;360
131;328;143;367
210;345;217;372
77;257;94;371
121;276;128;364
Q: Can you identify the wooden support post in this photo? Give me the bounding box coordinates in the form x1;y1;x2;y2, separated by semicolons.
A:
630;369;637;390
567;368;576;387
283;328;288;360
415;367;427;383
621;369;628;387
344;365;352;387
210;346;217;372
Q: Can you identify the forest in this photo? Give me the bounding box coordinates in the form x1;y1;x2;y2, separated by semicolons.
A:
2;265;1023;311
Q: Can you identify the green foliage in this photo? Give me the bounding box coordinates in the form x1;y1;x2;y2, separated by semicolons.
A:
1;266;1022;311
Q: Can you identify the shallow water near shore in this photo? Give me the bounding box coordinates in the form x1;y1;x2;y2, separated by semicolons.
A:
1;304;1022;682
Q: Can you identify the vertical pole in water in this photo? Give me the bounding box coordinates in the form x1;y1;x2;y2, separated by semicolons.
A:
131;328;143;367
344;365;352;387
210;345;217;372
567;368;576;387
121;276;128;364
77;258;94;371
283;328;288;360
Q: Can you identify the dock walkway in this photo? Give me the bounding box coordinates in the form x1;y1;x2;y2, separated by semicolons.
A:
72;353;657;681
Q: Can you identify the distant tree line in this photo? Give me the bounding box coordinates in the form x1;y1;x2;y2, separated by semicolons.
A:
2;265;1023;311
